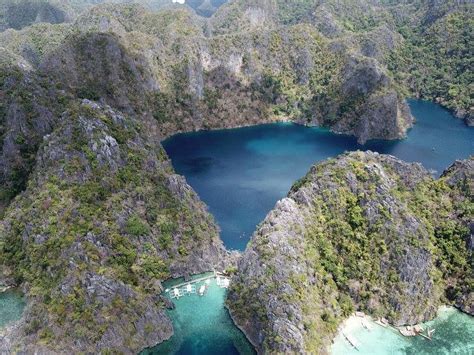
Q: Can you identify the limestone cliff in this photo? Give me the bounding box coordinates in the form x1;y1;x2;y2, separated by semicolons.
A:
0;0;70;31
0;2;415;212
227;152;473;353
0;100;227;353
1;3;413;144
0;1;471;353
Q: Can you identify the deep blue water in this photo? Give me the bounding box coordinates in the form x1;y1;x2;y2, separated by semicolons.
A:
163;100;474;251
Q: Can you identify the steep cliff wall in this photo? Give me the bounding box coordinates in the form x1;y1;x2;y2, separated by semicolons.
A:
227;152;473;353
0;100;227;352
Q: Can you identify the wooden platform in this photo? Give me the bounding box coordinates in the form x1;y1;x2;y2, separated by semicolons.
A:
167;271;230;298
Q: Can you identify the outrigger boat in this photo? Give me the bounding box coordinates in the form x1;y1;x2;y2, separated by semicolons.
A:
198;284;207;296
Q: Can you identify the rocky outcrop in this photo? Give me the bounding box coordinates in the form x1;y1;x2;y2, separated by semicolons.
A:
0;55;59;214
0;0;69;31
227;152;473;353
0;2;470;353
440;157;474;315
324;55;413;144
0;100;227;353
1;3;415;144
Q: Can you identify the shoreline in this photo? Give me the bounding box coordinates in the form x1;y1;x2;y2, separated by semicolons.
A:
158;97;471;146
225;302;260;353
330;305;473;353
0;286;12;293
142;270;258;354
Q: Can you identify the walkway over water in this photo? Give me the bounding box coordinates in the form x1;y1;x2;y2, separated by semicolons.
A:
165;271;231;299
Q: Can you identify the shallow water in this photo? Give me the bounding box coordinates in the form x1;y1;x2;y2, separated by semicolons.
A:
163;100;474;251
142;273;255;355
331;307;474;355
0;289;25;328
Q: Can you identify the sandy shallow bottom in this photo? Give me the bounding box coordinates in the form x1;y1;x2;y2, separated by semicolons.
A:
142;273;255;355
330;307;474;355
0;289;25;328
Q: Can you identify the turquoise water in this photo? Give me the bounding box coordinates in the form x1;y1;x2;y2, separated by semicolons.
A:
163;100;474;251
331;307;474;355
0;289;25;328
142;273;255;355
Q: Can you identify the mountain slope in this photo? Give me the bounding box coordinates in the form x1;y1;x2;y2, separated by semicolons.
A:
227;152;473;353
0;1;471;353
0;99;226;352
0;2;414;212
211;0;473;123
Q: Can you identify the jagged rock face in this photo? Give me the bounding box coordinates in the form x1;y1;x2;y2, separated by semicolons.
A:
0;100;227;353
42;31;159;114
0;1;470;353
0;0;69;31
0;58;59;213
227;152;473;353
440;157;474;315
326;55;412;143
2;3;414;140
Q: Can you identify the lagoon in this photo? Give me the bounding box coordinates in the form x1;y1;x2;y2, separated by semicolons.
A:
331;307;474;355
163;100;474;251
160;100;474;354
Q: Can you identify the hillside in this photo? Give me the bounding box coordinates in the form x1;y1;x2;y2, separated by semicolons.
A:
211;0;473;123
0;2;415;214
0;0;228;31
0;0;472;353
227;152;473;353
0;99;228;352
0;0;69;31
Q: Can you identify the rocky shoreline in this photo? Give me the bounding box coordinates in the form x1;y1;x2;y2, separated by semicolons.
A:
0;1;472;353
227;152;473;353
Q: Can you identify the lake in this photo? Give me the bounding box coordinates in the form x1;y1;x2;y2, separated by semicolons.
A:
159;100;473;354
163;100;474;251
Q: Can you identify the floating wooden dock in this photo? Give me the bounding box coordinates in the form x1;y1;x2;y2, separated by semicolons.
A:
397;325;434;340
166;271;230;299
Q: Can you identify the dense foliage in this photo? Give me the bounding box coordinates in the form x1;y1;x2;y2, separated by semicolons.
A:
0;0;471;352
0;100;223;351
228;152;473;353
388;9;473;118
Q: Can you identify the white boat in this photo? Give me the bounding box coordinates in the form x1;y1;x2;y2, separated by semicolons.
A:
185;284;196;294
171;288;181;299
198;284;206;296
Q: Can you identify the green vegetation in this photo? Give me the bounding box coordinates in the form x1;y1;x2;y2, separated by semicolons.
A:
125;215;150;236
0;0;471;352
0;0;67;31
228;153;473;353
387;8;473;118
0;101;221;351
